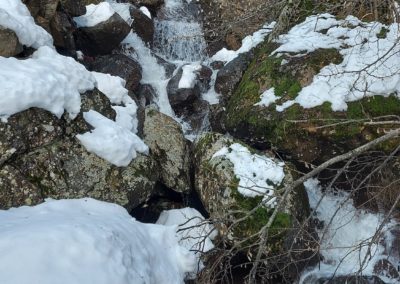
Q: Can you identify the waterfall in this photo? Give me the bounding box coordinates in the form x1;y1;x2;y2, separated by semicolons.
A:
153;0;207;62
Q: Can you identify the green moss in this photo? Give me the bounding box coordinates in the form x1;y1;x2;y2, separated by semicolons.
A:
377;27;389;39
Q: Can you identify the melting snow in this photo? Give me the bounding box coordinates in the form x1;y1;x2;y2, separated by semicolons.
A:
0;198;198;284
254;87;278;107
179;64;201;89
212;143;285;207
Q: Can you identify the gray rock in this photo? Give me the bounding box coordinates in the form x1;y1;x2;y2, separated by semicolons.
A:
90;54;142;92
0;27;23;57
13;140;158;211
215;51;254;102
50;11;76;55
143;106;191;192
75;13;131;56
0;165;42;209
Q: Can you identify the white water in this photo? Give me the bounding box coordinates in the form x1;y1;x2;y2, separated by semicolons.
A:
154;0;206;62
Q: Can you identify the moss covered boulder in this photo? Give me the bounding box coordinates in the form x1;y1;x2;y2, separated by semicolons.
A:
224;42;400;164
194;132;318;280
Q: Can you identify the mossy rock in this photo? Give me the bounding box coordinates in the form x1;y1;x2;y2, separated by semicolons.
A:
194;133;318;278
224;42;400;164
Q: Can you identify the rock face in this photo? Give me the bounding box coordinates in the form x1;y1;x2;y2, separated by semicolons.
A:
75;13;131;56
194;132;318;280
130;7;154;45
90;54;142;92
215;52;254;102
0;27;23;57
143;106;191;193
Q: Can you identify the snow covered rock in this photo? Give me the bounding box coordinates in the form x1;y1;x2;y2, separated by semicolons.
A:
194;132;318;279
167;64;202;113
0;198;198;284
90;54;142;92
0;27;22;57
143;105;191;193
74;9;131;56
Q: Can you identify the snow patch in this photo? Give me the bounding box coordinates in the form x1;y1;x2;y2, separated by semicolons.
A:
255;87;278;107
76;110;148;167
300;179;398;283
74;2;115;28
0;0;53;48
212;143;285;207
157;208;216;276
0;46;95;121
0;198;198;284
140;6;152;19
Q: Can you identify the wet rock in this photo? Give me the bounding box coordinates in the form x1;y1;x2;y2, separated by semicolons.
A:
167;66;201;115
198;65;213;92
0;165;42;210
154;54;176;78
215;51;254;102
136;84;156;107
50;11;76;55
210;60;224;70
0;27;23;57
74;13;131;56
130;7;154;45
89;54;142;92
143;106;191;193
59;0;86;17
128;0;164;11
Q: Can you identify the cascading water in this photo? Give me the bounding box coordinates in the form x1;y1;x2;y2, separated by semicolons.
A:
153;0;207;62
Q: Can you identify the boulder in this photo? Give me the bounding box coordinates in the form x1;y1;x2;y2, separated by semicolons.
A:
215;51;254;102
0;27;23;57
23;0;60;31
167;66;201;114
49;11;76;55
194;132;318;280
143;106;191;192
130;7;154;45
74;13;131;56
0;89;160;211
89;54;142;92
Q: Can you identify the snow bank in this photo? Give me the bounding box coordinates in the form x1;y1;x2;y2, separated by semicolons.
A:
300;179;398;283
0;0;53;48
0;198;197;284
76;110;148;167
254;87;278;107
0;46;95;121
273;14;400;111
74;2;115;28
212;143;285;207
211;22;276;63
179;64;201;89
157;208;216;276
